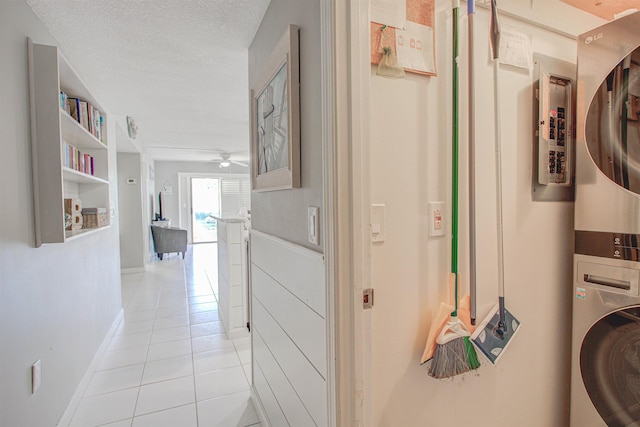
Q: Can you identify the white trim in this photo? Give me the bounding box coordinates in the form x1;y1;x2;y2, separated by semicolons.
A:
321;0;337;425
333;0;372;425
251;387;272;427
56;309;124;427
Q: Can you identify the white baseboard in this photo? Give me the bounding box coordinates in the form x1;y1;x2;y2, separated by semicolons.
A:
121;267;144;274
251;386;271;427
56;309;124;427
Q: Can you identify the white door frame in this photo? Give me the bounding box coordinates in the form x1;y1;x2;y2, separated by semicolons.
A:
330;0;372;425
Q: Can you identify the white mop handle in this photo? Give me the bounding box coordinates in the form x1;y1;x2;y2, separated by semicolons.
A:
493;58;506;299
453;0;460;9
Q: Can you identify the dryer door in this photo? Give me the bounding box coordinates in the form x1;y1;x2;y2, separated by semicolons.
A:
581;305;640;427
585;45;640;195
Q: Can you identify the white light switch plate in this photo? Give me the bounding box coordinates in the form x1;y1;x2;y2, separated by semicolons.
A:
308;206;319;245
32;359;41;394
371;204;386;243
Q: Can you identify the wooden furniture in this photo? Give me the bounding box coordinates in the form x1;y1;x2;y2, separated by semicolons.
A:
150;225;187;260
27;38;110;247
215;216;249;338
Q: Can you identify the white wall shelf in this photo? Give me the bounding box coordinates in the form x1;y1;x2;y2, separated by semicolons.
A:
28;38;110;247
60;111;107;150
62;168;109;185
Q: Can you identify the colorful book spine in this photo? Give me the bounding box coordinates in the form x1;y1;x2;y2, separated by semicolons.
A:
67;98;79;121
78;101;89;131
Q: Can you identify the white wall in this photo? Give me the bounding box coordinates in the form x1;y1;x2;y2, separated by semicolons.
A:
117;152;144;271
368;3;600;426
0;1;122;425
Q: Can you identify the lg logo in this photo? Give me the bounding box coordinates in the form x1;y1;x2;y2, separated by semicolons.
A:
585;32;604;44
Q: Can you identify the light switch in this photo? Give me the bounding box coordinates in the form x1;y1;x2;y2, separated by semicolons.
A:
308;206;319;245
371;204;386;243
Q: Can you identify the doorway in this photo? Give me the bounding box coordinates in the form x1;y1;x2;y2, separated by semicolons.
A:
190;177;220;243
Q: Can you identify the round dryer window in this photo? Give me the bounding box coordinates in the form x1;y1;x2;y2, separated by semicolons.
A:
581;305;640;427
585;46;640;196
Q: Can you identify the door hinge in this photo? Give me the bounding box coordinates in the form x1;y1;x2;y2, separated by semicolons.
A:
363;288;374;309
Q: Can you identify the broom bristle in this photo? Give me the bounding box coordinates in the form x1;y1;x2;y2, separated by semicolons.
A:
428;336;480;379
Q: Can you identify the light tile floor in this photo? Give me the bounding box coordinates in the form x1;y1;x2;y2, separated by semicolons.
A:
66;244;260;427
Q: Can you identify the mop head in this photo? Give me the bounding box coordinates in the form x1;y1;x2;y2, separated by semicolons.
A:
471;303;520;365
428;318;480;379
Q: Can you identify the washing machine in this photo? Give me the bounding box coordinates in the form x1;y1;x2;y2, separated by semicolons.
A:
572;11;640;427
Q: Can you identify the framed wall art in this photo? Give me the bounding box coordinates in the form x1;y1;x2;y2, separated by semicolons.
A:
250;24;300;192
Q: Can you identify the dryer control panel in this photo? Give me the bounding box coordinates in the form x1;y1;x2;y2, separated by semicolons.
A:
576;230;640;261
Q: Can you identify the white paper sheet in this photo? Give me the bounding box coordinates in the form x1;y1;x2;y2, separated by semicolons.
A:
371;0;406;29
395;21;435;74
499;25;533;71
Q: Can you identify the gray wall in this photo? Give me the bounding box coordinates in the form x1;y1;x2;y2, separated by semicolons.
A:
117;152;144;270
248;0;323;252
0;1;122;425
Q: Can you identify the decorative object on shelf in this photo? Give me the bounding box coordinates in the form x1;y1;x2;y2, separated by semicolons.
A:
81;207;109;229
250;24;300;192
126;116;138;139
64;198;83;230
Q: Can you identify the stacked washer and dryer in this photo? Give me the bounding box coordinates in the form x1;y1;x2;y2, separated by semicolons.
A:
572;11;640;427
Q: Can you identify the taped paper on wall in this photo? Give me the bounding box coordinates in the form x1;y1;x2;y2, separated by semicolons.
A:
499;25;533;71
372;0;406;29
395;21;435;74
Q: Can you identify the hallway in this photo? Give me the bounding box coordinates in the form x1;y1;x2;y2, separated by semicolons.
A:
66;244;259;427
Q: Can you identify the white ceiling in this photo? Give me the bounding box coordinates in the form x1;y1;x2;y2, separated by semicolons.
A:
26;0;271;164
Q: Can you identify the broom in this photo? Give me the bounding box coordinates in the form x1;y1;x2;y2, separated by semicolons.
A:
428;0;480;379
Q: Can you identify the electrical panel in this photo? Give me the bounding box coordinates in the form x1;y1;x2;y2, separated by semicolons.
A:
532;53;576;201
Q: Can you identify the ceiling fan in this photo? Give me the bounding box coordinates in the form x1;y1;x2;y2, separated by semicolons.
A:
211;152;249;168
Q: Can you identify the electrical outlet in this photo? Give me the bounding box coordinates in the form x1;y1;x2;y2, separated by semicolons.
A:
32;359;41;394
428;202;445;237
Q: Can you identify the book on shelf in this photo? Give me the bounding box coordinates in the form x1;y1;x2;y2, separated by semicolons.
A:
59;91;70;114
63;142;95;176
78;100;89;132
67;97;80;121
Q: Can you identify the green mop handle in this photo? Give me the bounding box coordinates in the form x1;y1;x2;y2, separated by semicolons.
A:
451;0;460;317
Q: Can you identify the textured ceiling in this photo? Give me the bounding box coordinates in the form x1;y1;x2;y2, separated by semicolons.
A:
26;0;271;163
